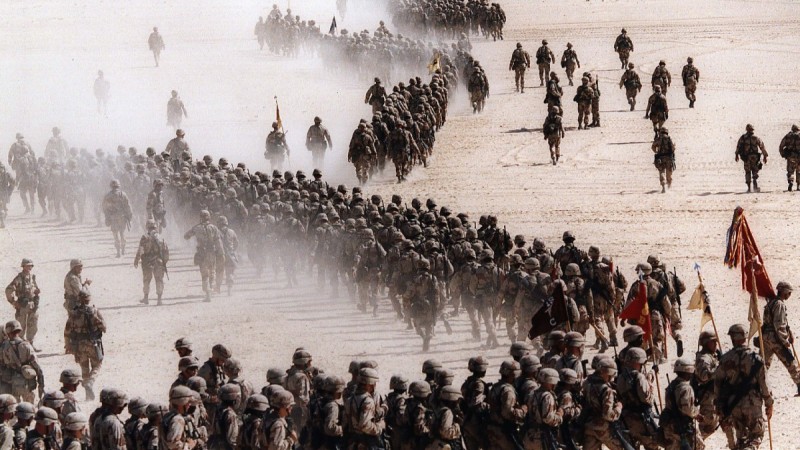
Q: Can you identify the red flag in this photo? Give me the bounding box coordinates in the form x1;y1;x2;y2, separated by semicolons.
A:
724;207;775;299
619;278;652;340
528;281;569;339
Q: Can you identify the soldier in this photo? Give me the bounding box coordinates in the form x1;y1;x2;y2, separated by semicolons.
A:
619;62;642;111
134;219;169;305
64;289;105;401
467;64;489;114
209;384;240;450
343;368;384;448
401;380;431;448
93;72;110;117
694;331;725;443
148;27;165;67
146;179;167;231
140;404;164;450
403;259;440;351
175;338;193;358
762;281;800;394
715;324;773;450
0;163;13;228
166;90;188;129
735;124;768;193
542;330;566;369
384;375;407;450
644;85;668;136
164;129;190;173
102;180;133;258
5;259;41;351
561;43;580;86
59;369;82;418
651;60;672;94
364;78;386;114
240;394;267;450
545;73;562;112
522;368;561;449
0;394;16;448
556;332;585;382
486;361;526;450
543;106;565;165
778;124;800;191
63;259;92;314
614;28;633;69
62;413;88;450
25;407;58;450
285;349;312;434
460;356;489;450
215;216;239;296
582;358;624;450
183;210;224;302
681;57;700;108
652;127;676;193
469;250;501;349
265;122;290;172
496;256;526;342
14;402;34;450
535;40;556;86
428;386;463;449
348;123;376;186
508;43;531;93
161;386;192;450
198;344;231;427
616;348;658;450
574;77;594;130
305;117;333;170
2;319;42;403
518;257;552;345
172;357;200;388
263;390;297;449
44;127;68;162
124;398;148;450
662;358;704;450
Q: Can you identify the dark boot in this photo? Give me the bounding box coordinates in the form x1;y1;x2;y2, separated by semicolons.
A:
753;180;761;192
747;182;751;193
796;383;800;397
140;293;149;305
689;100;695;108
676;339;684;357
422;337;431;352
789;183;793;192
661;185;666;194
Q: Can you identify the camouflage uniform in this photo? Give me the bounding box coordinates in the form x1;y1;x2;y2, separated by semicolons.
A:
693;333;722;440
64;292;106;398
614;31;633;69
468;253;501;348
496;262;526;342
652;129;675;192
348;125;376;185
645;89;668;134
523;376;562;450
582;369;623;450
778;126;800;191
761;289;800;386
343;383;385;450
651;63;671;94
265;125;290;172
509;46;531;92
101;182;133;257
517;260;552;343
619;65;642;111
353;230;386;315
615;353;659;450
535;42;555;86
460;359;489;450
183;212;224;301
216;218;239;296
305;119;333;170
561;45;580;86
573;79;594;130
681;60;700;107
662;372;703;450
364;80;386;114
486;374;525;450
4;270;39;346
626;271;668;363
403;260;440;351
134;222;169;304
735;127;768;192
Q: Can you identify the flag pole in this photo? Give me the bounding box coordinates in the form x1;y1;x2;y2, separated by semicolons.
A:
750;260;773;450
696;269;721;346
648;333;663;410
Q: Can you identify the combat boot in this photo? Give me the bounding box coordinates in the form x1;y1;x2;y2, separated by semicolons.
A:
747;182;751;193
661;185;666;194
796;383;800;397
689;100;695;108
204;291;211;303
676;339;684;357
595;118;601;127
139;294;149;305
753;180;761;192
157;294;162;306
422;337;431;352
789;183;793;192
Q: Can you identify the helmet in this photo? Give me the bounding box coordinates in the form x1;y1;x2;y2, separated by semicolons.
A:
746;124;754;132
660;127;669;134
128;397;149;416
186;377;207;393
623;326;645;342
323;376;346;394
224;357;243;374
564;263;581;277
219;384;242;402
625;347;648;365
524;258;540;270
542;39;548;45
636;262;652;275
169;386;194;406
15;403;35;420
548;330;565;343
698;330;718;346
293;349;312;365
374;77;381;84
69;259;83;269
146;219;157;229
63;412;88;431
468;356;489;373
646;254;661;267
499;360;521;377
312;168;322;177
533;238;546;250
409;381;431;398
0;394;17;414
146;403;169;420
621;28;627;33
562;231;575;242
537;368;560;385
389;375;409;391
59;368;82;385
793;124;800;132
358;368;379;385
565;331;585;348
174;337;192;351
422;359;442;375
520;355;541;375
434;368;455;386
560;368;580;385
178;356;200;371
659;60;666;66
267;368;285;385
110;180;120;189
516;42;522;48
510;341;534;358
273;391;295;409
4;320;22;335
674;357;696;374
440;386;462;402
687;57;693;63
728;323;747;337
628;62;634;68
107;389;129;408
597;358;617;375
176;129;185;137
199;210;211;221
212;344;232;359
777;281;793;293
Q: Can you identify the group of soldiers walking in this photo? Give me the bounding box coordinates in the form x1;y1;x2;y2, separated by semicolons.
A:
388;0;507;42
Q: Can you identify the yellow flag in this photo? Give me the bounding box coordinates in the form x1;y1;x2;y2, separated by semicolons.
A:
688;283;713;330
748;290;762;340
427;53;441;75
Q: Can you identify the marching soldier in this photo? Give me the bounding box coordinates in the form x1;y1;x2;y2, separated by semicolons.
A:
662;358;704;450
102;180;133;258
627;262;669;364
64;259;91;312
148;27;165;67
574;77;594;130
461;356;489;450
468;250;501;349
215;216;239;296
403;259;440;352
305;117;333;170
778;124;800;192
645;86;668;137
619;62;642;111
265;122;290;172
165;129;190;172
167;90;188;129
364;78;386;114
535;40;556;86
509;43;531;93
25;407;59;450
694;331;725;443
183;210;224;302
561;43;580;86
428;386;464;449
348;123;376;186
762;282;800;394
343;368;385;448
586;72;601;127
134;219;169;305
145;179;167;231
5;259;40;351
616;348;658;450
735;124;768;193
652;127;676;193
523;368;562;449
545;73;562;113
614;28;634;69
198;344;231;426
486;361;526;450
681;57;700;108
651;60;671;94
64;289;105;401
2;320;42;403
582;358;624;450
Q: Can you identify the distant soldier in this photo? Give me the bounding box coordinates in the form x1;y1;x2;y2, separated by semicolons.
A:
265;122;290;172
652;127;675;193
735;124;768;193
134;219;169;305
545;72;562;112
614;28;633;69
762;282;800;394
166;90;188;129
535;40;556;86
215;216;239;296
574;77;594;130
714;324;773;450
468;64;489;114
543;107;565;165
2;320;43;403
403;258;440;351
254;17;266;50
364;78;386;114
644;85;668;136
681;57;700;108
5;259;40;351
586;72;601;127
93;71;110;117
651;60;672;94
560;43;580;86
778;124;800;192
64;289;105;401
619;62;642;111
148;27;165;67
102;180;133;258
63;259;91;312
145;179;167;230
0;163;13;228
44;127;68;162
348;123;376;186
183;210;224;302
509;43;531;93
305;116;333;170
165;129;190;173
661;358;703;450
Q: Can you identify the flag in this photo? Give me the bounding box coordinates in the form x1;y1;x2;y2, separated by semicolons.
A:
427;52;441;75
274;97;284;133
724;206;775;299
619;276;652;340
528;281;569;339
687;283;713;331
329;16;337;35
748;280;762;339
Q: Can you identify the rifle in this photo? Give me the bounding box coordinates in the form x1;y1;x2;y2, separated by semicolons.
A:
85;306;104;362
610;420;636;450
158;236;169;280
673;267;682;319
542;425;561;450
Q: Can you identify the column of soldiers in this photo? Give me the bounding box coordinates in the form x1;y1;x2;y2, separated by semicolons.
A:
387;0;506;42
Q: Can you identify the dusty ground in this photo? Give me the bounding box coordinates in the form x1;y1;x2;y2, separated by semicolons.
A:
2;0;800;447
